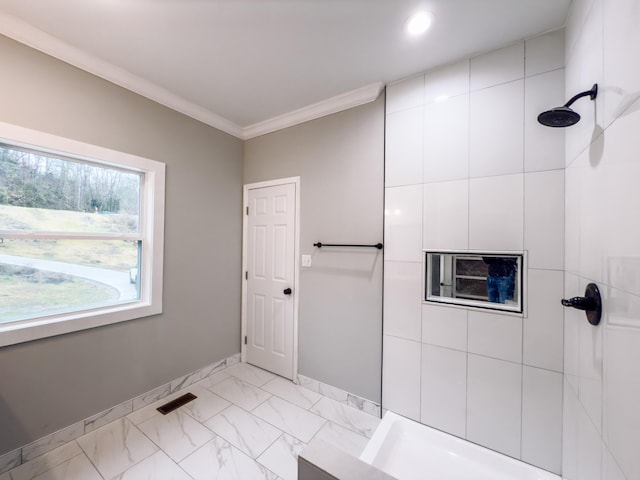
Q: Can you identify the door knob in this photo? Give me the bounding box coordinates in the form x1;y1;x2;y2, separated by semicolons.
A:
283;288;292;295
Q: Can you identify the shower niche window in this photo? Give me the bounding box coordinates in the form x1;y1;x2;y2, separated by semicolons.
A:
425;251;524;314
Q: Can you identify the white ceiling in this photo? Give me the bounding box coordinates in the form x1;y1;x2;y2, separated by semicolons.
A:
0;0;572;139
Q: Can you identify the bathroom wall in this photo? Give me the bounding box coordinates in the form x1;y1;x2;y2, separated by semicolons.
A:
382;30;565;473
244;96;385;402
562;0;640;479
0;35;244;454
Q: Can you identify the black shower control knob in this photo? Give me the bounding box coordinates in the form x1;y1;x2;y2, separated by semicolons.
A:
561;296;596;311
561;283;602;326
283;288;292;295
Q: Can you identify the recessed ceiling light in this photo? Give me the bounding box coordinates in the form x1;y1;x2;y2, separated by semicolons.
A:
406;11;433;36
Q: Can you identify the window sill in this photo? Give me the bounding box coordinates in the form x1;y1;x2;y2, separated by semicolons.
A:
0;300;162;347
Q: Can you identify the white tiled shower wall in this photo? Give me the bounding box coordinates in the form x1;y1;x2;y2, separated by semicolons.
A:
382;30;565;474
563;1;640;480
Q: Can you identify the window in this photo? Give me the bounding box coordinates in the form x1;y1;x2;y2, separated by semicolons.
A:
425;251;524;314
0;122;165;346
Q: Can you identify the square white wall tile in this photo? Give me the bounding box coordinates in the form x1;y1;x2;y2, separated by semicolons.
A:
564;273;581;391
421;344;467;438
386;74;425;114
600;110;640;298
423;95;469;183
577;403;604;480
608;253;640;304
467;354;522;458
577;140;606;285
565;0;598;59
469;80;524;178
603;0;640;127
608;286;640;332
521;366;563;474
384;185;423;262
565;2;604;163
383;261;422;341
565;166;581;274
524;70;566;173
563;377;580;480
382;335;421;421
603;323;640;480
468;174;524;251
422;303;467;352
525;29;565;77
524;269;564;372
563;59;583;167
467;310;522;363
386;107;424;187
424;59;470;103
423;179;469;250
470;42;525;91
524;169;564;270
578;278;604;432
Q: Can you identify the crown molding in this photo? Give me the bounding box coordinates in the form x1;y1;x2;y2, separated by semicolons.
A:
0;12;384;141
0;12;245;139
242;82;385;139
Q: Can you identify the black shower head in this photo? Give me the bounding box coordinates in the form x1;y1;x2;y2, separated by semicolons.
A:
538;84;598;128
537;106;581;127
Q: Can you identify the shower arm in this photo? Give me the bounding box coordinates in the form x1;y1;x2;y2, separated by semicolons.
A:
564;84;598;108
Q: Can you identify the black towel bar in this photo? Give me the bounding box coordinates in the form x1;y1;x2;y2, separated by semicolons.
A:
313;242;383;250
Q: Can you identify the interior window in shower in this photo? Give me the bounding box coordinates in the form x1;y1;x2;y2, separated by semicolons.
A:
424;251;524;314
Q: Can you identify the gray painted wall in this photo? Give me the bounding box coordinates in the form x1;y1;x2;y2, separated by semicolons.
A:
244;97;385;402
0;35;244;454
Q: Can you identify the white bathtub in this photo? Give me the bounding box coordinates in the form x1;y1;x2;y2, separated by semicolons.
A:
359;412;561;480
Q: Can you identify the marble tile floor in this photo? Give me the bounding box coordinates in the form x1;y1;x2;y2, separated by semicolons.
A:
1;363;379;480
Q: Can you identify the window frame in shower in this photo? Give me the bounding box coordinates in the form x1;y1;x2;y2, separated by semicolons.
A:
424;250;526;315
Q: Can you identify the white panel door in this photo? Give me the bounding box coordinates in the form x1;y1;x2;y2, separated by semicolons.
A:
246;183;296;379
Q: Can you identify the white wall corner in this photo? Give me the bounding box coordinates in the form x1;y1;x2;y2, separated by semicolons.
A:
242;82;385;140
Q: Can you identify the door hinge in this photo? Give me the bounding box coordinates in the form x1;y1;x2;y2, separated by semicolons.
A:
245;271;248;280
244;335;247;345
246;206;249;215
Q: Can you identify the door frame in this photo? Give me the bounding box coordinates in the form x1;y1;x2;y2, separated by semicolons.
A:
241;176;301;381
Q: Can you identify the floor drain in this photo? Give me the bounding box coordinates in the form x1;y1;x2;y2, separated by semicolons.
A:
157;392;197;415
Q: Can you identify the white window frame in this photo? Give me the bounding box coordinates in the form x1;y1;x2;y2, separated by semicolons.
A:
0;122;165;347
